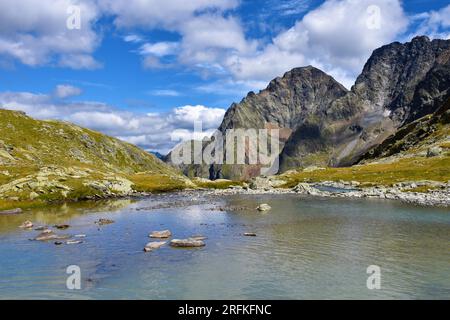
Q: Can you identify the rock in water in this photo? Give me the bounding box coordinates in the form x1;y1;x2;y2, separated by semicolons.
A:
244;233;257;237
170;239;206;248
66;240;83;245
19;221;33;228
144;241;167;252
149;230;172;239
257;204;272;211
54;224;70;230
95;219;115;226
0;208;23;215
34;230;69;241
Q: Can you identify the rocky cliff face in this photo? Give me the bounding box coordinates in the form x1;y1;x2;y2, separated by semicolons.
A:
198;36;450;179
184;66;348;180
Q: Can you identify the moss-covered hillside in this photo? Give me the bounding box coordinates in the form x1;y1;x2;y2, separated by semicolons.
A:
0;109;192;210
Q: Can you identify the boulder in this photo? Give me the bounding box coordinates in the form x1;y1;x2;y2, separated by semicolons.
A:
427;146;443;157
170;238;206;248
256;204;272;211
149;230;172;239
19;220;33;228
144;241;167;252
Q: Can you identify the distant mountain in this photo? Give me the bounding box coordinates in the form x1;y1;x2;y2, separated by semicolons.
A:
150;151;165;160
176;36;450;180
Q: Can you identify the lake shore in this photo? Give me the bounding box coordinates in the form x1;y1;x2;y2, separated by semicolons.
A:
200;180;450;208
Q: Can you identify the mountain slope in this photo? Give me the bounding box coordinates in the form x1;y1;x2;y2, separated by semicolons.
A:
183;66;348;180
185;36;450;180
0;109;191;209
280;36;450;169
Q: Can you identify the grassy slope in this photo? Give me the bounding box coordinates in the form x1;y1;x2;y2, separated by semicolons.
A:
0;109;191;210
280;109;450;188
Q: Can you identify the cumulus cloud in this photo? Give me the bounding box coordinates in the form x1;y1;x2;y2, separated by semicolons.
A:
225;0;409;88
409;5;450;40
115;0;411;88
0;0;101;69
0;88;225;154
54;84;82;99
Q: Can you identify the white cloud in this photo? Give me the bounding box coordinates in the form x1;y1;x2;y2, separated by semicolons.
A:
224;0;409;88
0;0;101;68
0;89;225;154
408;5;450;40
139;42;179;57
114;0;411;89
98;0;239;29
148;89;181;97
54;84;82;98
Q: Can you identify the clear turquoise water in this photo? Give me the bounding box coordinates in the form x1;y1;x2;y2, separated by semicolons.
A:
0;193;449;299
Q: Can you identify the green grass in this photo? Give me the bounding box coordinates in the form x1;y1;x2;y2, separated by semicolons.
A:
281;156;450;188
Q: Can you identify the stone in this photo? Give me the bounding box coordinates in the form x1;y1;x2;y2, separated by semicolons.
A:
0;208;23;215
29;192;39;200
54;224;70;230
170;238;206;248
256;204;271;211
427;147;443;158
244;233;257;237
149;230;172;239
35;230;69;241
144;241;167;252
95;218;115;226
19;220;33;228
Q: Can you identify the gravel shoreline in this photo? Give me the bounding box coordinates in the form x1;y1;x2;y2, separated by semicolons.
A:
200;181;450;208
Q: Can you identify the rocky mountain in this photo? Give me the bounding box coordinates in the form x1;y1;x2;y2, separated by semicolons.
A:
0;109;191;209
183;36;450;180
281;35;450;169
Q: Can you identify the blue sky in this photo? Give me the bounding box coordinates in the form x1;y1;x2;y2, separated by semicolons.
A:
0;0;449;153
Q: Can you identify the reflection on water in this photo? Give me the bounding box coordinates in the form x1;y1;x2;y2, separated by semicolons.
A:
0;193;449;299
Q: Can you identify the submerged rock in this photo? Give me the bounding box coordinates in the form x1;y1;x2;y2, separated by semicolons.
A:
34;230;69;241
66;240;83;245
149;230;172;239
144;241;167;252
95;218;115;226
190;235;207;241
170;238;205;248
256;204;272;211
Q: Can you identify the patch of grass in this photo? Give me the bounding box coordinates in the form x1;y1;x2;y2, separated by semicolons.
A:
405;186;440;193
280;156;450;188
129;174;187;193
